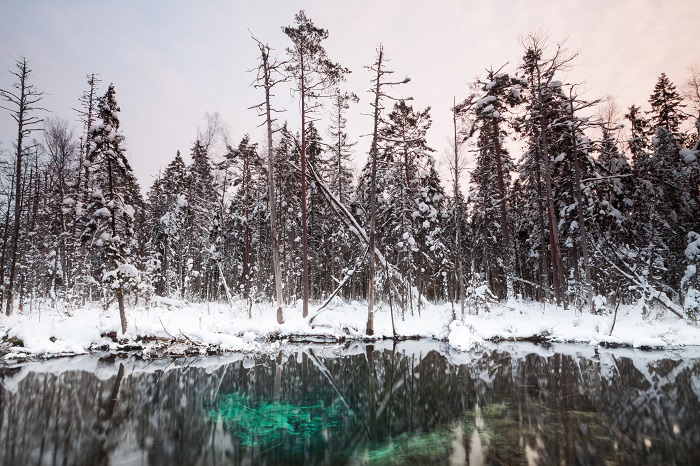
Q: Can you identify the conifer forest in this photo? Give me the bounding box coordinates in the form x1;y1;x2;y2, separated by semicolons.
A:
1;11;699;333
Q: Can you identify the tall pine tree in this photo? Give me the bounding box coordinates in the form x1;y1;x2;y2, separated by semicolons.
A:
82;84;142;334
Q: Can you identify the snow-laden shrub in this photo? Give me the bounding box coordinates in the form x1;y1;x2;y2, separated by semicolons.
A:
682;231;700;321
592;294;609;315
465;278;497;315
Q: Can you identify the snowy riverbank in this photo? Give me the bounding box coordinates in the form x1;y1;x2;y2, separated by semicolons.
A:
1;297;700;360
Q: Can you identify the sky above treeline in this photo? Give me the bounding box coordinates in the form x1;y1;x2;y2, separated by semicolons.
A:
0;0;698;189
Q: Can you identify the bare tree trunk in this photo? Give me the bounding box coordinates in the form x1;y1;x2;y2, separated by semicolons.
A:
366;46;385;336
5;150;24;315
360;45;410;332
0;166;16;311
106;158;127;335
2;61;38;315
18;159;39;312
242;148;252;317
523;36;576;309
74;74;97;303
117;285;127;334
568;100;594;312
540;111;566;307
535;161;550;302
252;37;285;324
452;99;465;319
300;64;310;318
492;118;514;301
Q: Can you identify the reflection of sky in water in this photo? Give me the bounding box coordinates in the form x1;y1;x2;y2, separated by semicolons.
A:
1;341;699;465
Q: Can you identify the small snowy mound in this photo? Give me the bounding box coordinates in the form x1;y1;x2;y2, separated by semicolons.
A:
448;320;485;352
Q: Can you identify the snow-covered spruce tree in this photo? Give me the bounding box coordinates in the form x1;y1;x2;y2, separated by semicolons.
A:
205;203;224;301
678;158;700;317
0;156;14;310
625;105;651;168
516;33;577;307
185;139;218;301
512;129;550;302
647;74;694;258
13;145;43;311
609;76;695;312
221;135;267;314
40;118;81;303
443;97;474;318
82;84;142;334
465;68;521;301
356;45;412;333
283;9;349;318
270;124;303;303
551;86;606;311
649;73;687;140
325;89;363;301
267;122;346;303
442;180;470;314
415;162;449;302
305;121;340;300
244;152;273;304
468;126;511;301
143;174;165;296
623;104;657;299
71;74;101;305
145;150;188;297
682;232;700;319
620;135;674;308
373;100;439;314
589;122;636;301
644;74;693;301
328;88;358;205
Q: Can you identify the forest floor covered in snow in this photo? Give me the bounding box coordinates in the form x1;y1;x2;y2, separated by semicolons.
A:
1;297;700;361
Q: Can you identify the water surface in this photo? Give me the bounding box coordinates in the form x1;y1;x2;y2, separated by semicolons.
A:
1;341;699;465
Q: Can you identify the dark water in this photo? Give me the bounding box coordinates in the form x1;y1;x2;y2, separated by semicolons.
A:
1;341;699;465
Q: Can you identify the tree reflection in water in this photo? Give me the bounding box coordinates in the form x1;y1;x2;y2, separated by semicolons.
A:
1;342;699;465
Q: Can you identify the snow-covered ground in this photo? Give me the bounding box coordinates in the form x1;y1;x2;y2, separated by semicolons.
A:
1;297;699;360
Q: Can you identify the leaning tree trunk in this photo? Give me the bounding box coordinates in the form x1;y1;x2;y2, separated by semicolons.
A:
117;285;127;335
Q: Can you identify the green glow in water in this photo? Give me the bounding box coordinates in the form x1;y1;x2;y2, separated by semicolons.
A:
206;393;345;447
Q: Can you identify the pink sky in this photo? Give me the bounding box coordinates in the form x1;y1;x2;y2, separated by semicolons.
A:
1;0;698;190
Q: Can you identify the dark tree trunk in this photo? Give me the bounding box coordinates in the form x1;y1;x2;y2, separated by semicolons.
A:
492;118;513;301
366;46;385;336
452;99;465;319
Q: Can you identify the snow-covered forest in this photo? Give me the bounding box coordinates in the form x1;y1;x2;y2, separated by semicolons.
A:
1;11;699;339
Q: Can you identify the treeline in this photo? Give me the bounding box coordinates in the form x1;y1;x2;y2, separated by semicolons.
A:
1;13;699;331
